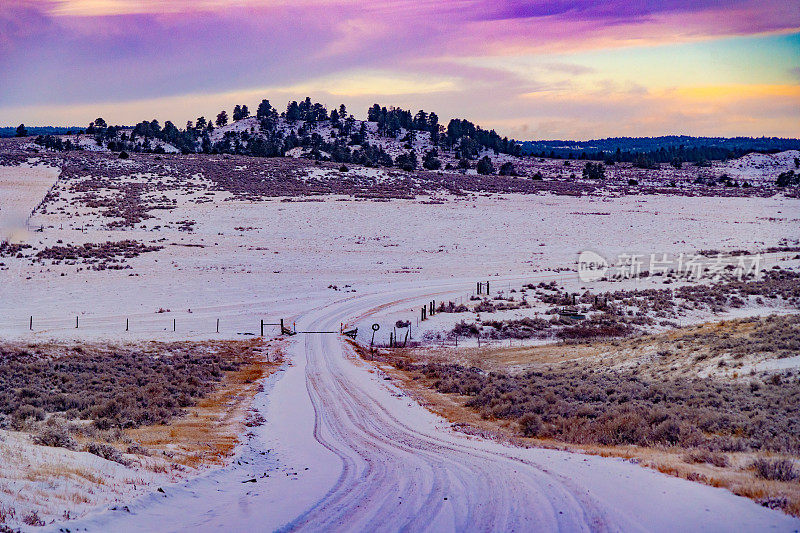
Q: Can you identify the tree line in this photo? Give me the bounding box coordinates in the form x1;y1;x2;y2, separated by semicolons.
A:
30;98;523;173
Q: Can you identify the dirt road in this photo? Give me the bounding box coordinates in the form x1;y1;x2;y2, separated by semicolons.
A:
46;283;800;532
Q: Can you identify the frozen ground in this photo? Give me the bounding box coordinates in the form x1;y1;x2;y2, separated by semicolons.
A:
42;284;800;532
1;164;798;342
720;150;800;183
0;161;59;244
1;159;800;530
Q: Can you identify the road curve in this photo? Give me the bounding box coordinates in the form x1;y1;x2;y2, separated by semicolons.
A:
47;281;800;533
282;289;610;532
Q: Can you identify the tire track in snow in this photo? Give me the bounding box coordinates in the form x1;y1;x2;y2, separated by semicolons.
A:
43;280;800;533
281;287;611;532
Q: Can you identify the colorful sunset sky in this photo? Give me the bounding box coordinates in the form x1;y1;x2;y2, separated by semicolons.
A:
1;0;799;139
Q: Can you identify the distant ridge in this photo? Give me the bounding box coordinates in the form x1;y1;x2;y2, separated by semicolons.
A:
0;126;83;138
521;135;800;158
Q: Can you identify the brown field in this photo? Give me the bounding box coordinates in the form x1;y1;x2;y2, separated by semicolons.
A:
127;339;284;468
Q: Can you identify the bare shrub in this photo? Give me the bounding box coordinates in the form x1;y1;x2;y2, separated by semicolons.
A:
436;301;468;313
0;504;16;524
85;443;129;466
405;362;800;452
11;405;44;429
518;413;542;437
32;425;76;450
126;443;150;456
22;510;44;527
751;457;798;482
757;496;790;511
683;449;729;467
0;341;255;429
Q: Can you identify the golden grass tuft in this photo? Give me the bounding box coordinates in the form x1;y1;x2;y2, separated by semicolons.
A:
126;338;283;469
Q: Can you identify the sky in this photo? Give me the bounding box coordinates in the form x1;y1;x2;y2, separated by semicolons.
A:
1;0;799;140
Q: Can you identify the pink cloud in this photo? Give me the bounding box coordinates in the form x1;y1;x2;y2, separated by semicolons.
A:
1;0;798;138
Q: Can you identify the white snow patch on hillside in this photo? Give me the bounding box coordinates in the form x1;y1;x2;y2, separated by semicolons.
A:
209;117;260;143
0;161;60;243
719;150;800;182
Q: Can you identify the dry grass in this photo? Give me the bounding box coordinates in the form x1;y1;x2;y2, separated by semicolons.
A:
0;338;282;529
357;315;800;516
414;313;800;381
21;464;106;486
127;339;283;468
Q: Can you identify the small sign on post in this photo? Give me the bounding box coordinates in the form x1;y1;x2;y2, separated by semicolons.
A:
370;323;380;353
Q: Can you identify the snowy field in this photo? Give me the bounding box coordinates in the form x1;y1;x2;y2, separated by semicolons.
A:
0;162;59;244
0;166;798;342
1;158;800;530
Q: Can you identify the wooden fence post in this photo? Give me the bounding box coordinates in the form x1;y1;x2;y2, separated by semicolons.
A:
126;318;129;331
261;319;265;337
173;318;176;332
216;318;220;333
29;316;32;331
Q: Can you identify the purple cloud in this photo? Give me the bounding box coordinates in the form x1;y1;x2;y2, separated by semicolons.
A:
1;1;798;138
479;0;767;23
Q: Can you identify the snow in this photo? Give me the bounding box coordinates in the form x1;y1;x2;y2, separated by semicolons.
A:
302;165;395;183
1;158;800;530
719;150;800;183
44;285;800;532
0;429;175;526
209;117;260;143
1;174;798;342
73;135;110;152
0;161;59;244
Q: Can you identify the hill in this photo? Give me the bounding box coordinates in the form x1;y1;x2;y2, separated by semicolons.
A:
14;97;800;185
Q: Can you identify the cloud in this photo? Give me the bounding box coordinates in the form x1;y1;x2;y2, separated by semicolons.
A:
478;0;728;22
1;1;798;138
543;63;596;76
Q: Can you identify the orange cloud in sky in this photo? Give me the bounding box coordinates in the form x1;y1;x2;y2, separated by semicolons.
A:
675;84;800;101
3;0;798;138
48;0;363;16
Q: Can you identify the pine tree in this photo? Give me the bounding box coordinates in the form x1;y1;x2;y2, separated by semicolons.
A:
422;149;441;170
499;162;516;176
477;156;495;175
256;100;273;119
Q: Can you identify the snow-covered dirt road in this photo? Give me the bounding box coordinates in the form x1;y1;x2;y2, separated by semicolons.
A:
46;283;800;532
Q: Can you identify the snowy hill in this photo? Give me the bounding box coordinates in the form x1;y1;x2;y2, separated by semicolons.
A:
29;99;800;186
718;150;800;182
